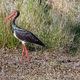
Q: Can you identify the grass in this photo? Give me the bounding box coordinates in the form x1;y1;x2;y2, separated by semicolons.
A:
0;0;80;53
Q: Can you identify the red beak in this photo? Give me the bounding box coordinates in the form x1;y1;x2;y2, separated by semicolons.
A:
4;10;16;23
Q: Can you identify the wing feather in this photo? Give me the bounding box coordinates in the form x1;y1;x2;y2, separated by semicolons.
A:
15;28;45;46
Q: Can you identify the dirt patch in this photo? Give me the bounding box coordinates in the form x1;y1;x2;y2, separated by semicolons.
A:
0;48;80;80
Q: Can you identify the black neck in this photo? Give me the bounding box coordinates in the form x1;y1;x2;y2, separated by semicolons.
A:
12;10;20;25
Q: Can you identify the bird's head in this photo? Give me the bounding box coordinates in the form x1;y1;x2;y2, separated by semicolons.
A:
4;10;20;24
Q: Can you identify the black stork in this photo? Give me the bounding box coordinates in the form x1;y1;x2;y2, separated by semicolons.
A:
4;10;45;63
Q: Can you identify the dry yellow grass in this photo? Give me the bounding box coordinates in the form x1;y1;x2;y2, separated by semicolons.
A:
47;0;77;13
0;0;80;52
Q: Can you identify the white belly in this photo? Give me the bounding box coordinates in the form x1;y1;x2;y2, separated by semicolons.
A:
13;31;26;44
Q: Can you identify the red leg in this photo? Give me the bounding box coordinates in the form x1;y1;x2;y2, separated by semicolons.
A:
25;47;28;58
22;44;25;57
19;44;25;63
24;44;29;63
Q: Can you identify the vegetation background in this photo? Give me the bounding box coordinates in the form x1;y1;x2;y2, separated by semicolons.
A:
0;0;80;54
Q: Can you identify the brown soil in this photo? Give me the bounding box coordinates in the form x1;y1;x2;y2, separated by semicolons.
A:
0;48;80;80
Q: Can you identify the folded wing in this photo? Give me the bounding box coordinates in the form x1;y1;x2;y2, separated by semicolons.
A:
15;28;45;47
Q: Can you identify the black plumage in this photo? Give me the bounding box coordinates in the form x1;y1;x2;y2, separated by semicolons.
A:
11;10;45;47
4;10;45;63
14;28;45;46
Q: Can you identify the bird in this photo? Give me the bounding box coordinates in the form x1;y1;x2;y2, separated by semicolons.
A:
4;10;45;63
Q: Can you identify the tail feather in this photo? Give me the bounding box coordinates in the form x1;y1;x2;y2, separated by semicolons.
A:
36;40;45;47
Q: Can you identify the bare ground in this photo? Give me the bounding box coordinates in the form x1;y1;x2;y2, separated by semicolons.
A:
0;48;80;80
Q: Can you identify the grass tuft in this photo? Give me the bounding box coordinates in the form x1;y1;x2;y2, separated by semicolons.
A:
0;0;80;53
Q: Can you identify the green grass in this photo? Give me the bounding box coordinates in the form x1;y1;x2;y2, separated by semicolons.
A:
0;18;18;48
0;0;80;53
